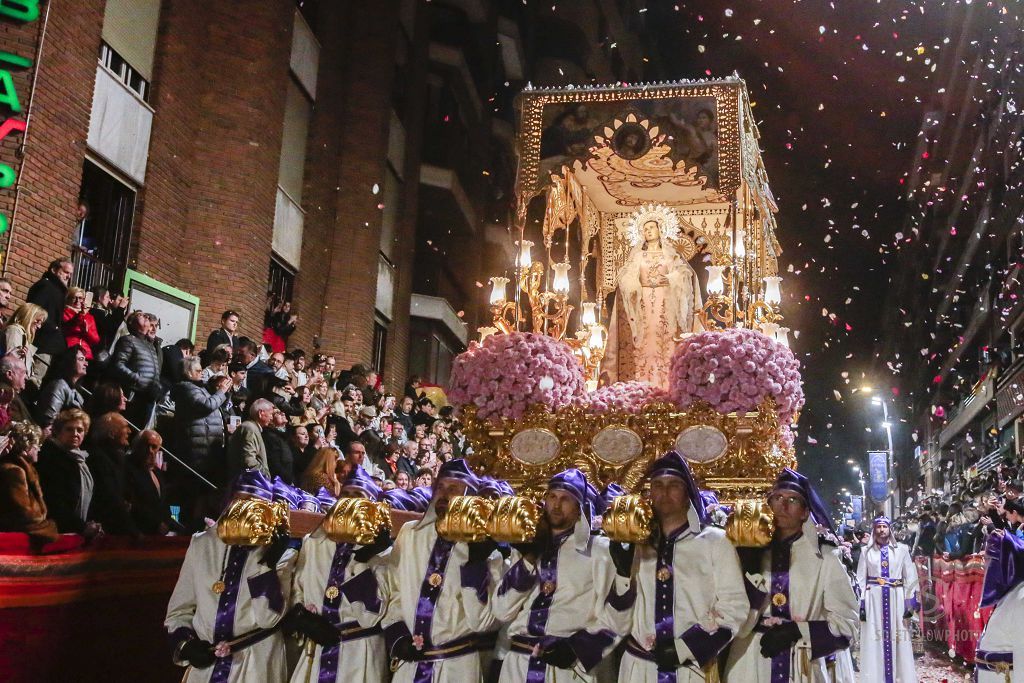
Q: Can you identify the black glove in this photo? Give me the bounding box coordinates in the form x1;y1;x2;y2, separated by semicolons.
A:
467;538;498;565
539;639;577;669
179;638;216;669
859;604;866;622
654;637;682;672
280;604;340;647
608;541;635;578
392;635;421;662
261;531;291;568
903;608;914;620
759;621;802;658
353;528;392;564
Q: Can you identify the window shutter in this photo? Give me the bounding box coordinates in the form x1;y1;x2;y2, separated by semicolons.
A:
102;0;162;80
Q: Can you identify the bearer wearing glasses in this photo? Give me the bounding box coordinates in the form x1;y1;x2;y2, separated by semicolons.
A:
724;468;858;682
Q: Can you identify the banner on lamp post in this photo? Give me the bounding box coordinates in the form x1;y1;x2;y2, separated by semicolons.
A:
868;451;889;502
851;495;864;522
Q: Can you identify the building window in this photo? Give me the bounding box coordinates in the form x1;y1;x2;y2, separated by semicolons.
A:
99;42;149;101
74;159;136;292
268;257;296;304
372;319;388;374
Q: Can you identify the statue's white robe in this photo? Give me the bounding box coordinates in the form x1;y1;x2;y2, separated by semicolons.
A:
856;542;919;683
288;527;389;683
165;530;297;683
617;525;748;683
383;508;504;683
724;532;858;683
492;518;631;682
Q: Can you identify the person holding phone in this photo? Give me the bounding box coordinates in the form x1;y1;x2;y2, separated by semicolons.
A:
61;287;100;360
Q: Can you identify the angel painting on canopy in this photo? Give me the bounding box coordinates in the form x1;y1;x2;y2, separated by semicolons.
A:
604;204;704;388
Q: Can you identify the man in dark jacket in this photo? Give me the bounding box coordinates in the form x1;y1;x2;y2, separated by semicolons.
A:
205;309;239;353
108;311;163;429
26;258;73;357
89;287;128;357
161;338;195;386
262;408;294;484
236;337;273;397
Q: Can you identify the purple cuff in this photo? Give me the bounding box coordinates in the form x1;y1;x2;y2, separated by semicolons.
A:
680;624;733;667
461;561;490;604
248;570;285;614
168;626;198;651
567;628;616;672
807;620;850;659
384;620;413;655
605;579;636;611
904;595;919;612
339;568;383;613
498;559;537;596
744;577;767;609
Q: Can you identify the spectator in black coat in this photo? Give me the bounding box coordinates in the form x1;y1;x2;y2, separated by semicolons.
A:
109;311;163;429
86;412;139;536
35;408;103;538
205;310;239;355
161;338;195;387
263;408;294;484
235;337;273;397
26;258;73;358
89;287;128;357
125;430;183;535
288;424;313;478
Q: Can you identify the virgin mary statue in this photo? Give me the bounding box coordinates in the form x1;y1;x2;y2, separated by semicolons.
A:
605;204;703;388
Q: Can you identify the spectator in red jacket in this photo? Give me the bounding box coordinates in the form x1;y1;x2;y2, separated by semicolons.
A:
61;287;101;360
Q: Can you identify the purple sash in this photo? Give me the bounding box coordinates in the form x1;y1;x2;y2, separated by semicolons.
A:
211;545;252;683
879;546;894;683
768;537;794;683
318;542;353;683
412;536;455;683
522;535;568;683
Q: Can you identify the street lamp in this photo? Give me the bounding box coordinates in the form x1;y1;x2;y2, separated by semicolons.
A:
868;394;897;518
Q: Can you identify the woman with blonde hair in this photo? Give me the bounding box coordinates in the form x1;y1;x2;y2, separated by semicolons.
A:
299;446;341;497
0;421;58;544
4;303;47;385
61;286;100;360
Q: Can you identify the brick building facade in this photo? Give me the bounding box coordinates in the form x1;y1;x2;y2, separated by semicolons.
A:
0;0;653;391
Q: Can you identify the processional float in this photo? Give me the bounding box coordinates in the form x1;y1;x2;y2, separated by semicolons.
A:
230;77;801;548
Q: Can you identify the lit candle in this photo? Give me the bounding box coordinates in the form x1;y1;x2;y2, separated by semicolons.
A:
733;229;746;259
706;265;725;295
763;276;782;305
581;302;597;326
585;379;598;393
489;276;510;304
551;262;571;294
517;240;533;269
775;326;791;347
761;322;780;340
477;326;498;342
587;324;605;350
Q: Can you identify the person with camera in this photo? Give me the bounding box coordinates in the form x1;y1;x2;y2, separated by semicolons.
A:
614;451;747;682
491;468;632;682
286;465;393;683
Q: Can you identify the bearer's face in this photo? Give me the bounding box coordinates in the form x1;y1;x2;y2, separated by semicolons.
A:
768;492;809;531
649;475;689;517
874;522;891;543
543;488;581;532
432;477;468;518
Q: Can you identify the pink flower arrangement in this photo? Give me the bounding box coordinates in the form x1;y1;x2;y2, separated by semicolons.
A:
779;425;795;450
668;328;804;423
574;381;672;414
448;332;585;425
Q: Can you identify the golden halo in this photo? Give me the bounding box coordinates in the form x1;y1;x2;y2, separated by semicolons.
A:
626;203;681;247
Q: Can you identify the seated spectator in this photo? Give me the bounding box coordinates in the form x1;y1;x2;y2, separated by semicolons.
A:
378;441;402;481
412;397;437;427
87;412;139;536
288;384;318;426
5;303;47;386
125;430;183;535
394;470;412;491
263;407;294;484
0;421;58;544
85;381;127;419
34;345;88;428
397;440;418;481
394;395;415;436
266;351;286;379
200;345;232;382
61;287;100;361
171;357;230;485
0;354;31;430
299;446;341;497
226;397;273;478
36;408;102;537
291;349;308;387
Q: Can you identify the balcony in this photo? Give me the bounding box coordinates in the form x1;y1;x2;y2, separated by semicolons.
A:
86;64;154;185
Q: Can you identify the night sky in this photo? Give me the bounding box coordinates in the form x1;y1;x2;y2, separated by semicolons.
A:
643;0;973;511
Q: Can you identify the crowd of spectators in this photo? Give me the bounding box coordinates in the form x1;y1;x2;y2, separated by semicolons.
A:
0;257;467;545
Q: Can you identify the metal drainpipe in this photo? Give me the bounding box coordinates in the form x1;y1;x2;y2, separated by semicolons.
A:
2;0;54;277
